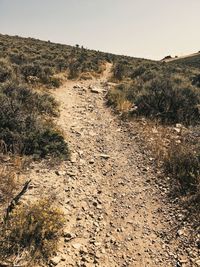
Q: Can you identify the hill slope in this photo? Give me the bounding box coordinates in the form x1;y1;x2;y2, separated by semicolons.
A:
167;52;200;68
0;34;199;267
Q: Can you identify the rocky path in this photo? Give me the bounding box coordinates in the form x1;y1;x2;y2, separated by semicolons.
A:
27;65;180;266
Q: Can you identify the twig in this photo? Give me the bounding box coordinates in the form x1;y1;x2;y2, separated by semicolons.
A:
4;180;31;223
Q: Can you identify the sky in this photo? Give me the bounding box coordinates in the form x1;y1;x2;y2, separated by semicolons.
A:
0;0;200;60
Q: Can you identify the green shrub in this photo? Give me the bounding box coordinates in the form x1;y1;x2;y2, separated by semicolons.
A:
135;77;200;125
0;83;68;158
2;83;58;116
49;77;62;88
24;127;69;159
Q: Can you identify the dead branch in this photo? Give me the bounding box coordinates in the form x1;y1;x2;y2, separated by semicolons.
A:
4;180;31;223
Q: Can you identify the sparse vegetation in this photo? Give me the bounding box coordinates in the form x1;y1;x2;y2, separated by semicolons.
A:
1;33;200;265
164;141;200;194
0;198;65;264
0;82;69;158
107;50;200;201
0;34;116;85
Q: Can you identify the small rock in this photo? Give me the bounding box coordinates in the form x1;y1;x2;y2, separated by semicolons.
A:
50;256;61;266
89;130;96;136
73;84;81;89
90;86;102;94
99;154;110;159
67;171;76;177
72;243;82;250
177;229;186;236
55;170;66;176
79;159;86;165
196;260;200;266
63;232;76;241
70;153;77;163
174;127;181;133
176;123;183;128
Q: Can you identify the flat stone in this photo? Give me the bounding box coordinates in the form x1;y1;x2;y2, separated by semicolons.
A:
50;256;61;265
99;154;110;159
72;243;82;250
70;153;77;163
196;260;200;266
55;170;66;176
90;87;102;94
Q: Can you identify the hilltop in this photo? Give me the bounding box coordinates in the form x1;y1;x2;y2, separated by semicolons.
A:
162;51;200;68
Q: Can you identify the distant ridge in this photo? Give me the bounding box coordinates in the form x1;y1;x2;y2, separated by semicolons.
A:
162;51;200;68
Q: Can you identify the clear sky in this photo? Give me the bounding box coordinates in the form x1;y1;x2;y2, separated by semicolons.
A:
0;0;199;60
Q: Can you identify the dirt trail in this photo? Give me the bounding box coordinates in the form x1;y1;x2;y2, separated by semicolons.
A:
27;64;178;266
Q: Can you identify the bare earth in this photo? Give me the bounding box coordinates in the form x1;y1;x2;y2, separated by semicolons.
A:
25;65;194;266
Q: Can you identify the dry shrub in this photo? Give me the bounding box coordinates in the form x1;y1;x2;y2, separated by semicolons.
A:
133;119;200;195
164;142;200;194
0;167;18;204
118;100;133;113
106;87;126;111
90;71;101;79
79;72;93;80
0;199;65;264
0;59;13;83
98;62;107;73
132;119;173;161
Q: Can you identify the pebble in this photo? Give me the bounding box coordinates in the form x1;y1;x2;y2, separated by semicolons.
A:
50;256;61;266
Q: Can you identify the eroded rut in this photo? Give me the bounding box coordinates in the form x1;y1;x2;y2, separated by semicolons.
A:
28;66;178;266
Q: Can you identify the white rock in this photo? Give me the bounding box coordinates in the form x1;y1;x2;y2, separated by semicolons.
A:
99;154;110;159
72;243;82;250
50;256;61;265
90;86;102;94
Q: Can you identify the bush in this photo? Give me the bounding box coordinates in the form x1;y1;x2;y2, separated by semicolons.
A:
0;168;17;204
24;127;69;159
49;77;62;88
164;142;200;194
135;77;200;125
9;52;27;65
192;73;200;87
0;199;65;262
113;63;127;81
0;83;69;158
21;63;42;82
0;60;13;83
68;61;81;79
1;83;59;116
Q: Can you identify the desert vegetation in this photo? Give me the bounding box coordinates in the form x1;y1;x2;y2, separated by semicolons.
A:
0;33;200;265
0;34;116;85
107;56;200;199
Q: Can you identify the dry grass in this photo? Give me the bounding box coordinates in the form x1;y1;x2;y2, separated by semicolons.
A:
0;198;65;265
79;72;94;80
132;119;200;195
0;167;18;205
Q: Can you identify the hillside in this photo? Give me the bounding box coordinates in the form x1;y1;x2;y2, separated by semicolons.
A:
163;52;200;69
0;34;199;267
0;33;152;85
